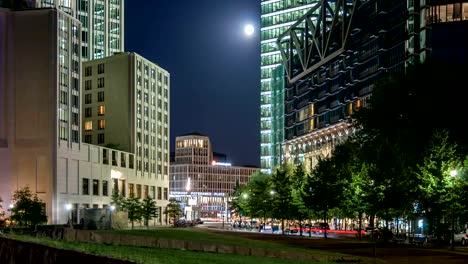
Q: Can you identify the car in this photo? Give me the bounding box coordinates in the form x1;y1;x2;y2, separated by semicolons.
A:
365;227;382;239
194;218;204;225
452;229;468;246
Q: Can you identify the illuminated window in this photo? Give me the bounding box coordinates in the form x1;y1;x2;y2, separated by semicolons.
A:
98;105;105;115
84;121;92;131
356;99;362;109
98;119;105;130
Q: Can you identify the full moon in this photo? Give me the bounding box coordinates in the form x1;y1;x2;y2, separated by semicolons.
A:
244;24;254;36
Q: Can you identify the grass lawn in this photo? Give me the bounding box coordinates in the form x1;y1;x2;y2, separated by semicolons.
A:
9;234;342;264
103;228;344;256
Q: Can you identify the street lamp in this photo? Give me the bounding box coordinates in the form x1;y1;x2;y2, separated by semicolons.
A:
65;203;72;227
450;169;458;251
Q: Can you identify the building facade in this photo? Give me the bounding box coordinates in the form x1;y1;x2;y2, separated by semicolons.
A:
33;0;124;60
260;0;320;173
272;0;468;170
82;52;171;181
0;7;168;225
170;133;259;220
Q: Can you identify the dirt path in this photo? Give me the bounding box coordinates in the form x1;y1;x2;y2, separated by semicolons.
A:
205;229;468;264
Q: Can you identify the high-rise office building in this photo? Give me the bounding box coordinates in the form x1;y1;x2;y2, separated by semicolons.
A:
260;0;319;173
82;52;170;181
272;0;468;170
34;0;124;60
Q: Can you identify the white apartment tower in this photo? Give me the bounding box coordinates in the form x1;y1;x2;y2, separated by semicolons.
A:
82;52;171;184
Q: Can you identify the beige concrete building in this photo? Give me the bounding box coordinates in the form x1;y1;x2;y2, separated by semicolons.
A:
0;7;169;225
170;133;259;221
82;52;170;182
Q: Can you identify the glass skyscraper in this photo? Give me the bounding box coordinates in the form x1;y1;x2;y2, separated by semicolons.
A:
260;0;318;173
34;0;124;61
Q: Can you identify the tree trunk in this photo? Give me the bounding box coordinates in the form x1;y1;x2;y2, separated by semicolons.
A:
281;219;285;235
323;210;328;239
358;211;363;240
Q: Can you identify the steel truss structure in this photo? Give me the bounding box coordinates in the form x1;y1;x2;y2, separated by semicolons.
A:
276;0;409;168
277;0;364;84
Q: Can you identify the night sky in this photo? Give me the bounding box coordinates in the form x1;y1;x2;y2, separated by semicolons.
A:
125;0;261;167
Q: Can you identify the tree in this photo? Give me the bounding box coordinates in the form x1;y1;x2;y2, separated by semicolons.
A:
243;171;272;229
9;186;47;228
416;130;461;232
141;196;158;227
302;156;344;238
270;164;294;234
164;198;183;227
290;164;310;236
123;193;142;229
111;192;126;211
230;179;248;223
0;195;4;219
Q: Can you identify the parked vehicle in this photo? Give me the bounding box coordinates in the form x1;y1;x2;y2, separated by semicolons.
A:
452;229;468;246
365;227;382;239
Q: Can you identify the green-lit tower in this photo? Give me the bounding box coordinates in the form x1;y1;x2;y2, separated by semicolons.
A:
260;0;319;173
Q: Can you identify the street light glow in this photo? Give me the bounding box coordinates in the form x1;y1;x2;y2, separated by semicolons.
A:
65;204;72;210
450;170;457;177
242;193;248;199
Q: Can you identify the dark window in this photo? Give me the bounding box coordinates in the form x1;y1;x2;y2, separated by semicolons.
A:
72;95;79;108
72;130;79;143
93;179;99;195
98;63;105;74
98;133;105;144
82;178;89;195
163;187;168;200
85;94;92;104
85;107;92;117
72;77;79;91
71;113;78;125
157;187;162;200
85;66;92;77
103;149;108;164
84;134;92;143
98;91;104;102
85;80;92;90
98;77;104;88
102;180;108;196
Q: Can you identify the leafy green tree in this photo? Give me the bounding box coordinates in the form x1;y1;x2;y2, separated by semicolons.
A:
270;164;294;234
123;193;142;229
416;130;460;231
302;156;343;238
164;198;183;227
230;179;248;223
111;192;126;211
141;196;158;227
10;186;47;228
243;171;272;228
290;164;310;236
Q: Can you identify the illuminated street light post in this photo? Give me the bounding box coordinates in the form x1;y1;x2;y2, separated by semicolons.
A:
65;203;72;227
450;170;457;251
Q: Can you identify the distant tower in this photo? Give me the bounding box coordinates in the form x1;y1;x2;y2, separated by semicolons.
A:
34;0;124;60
